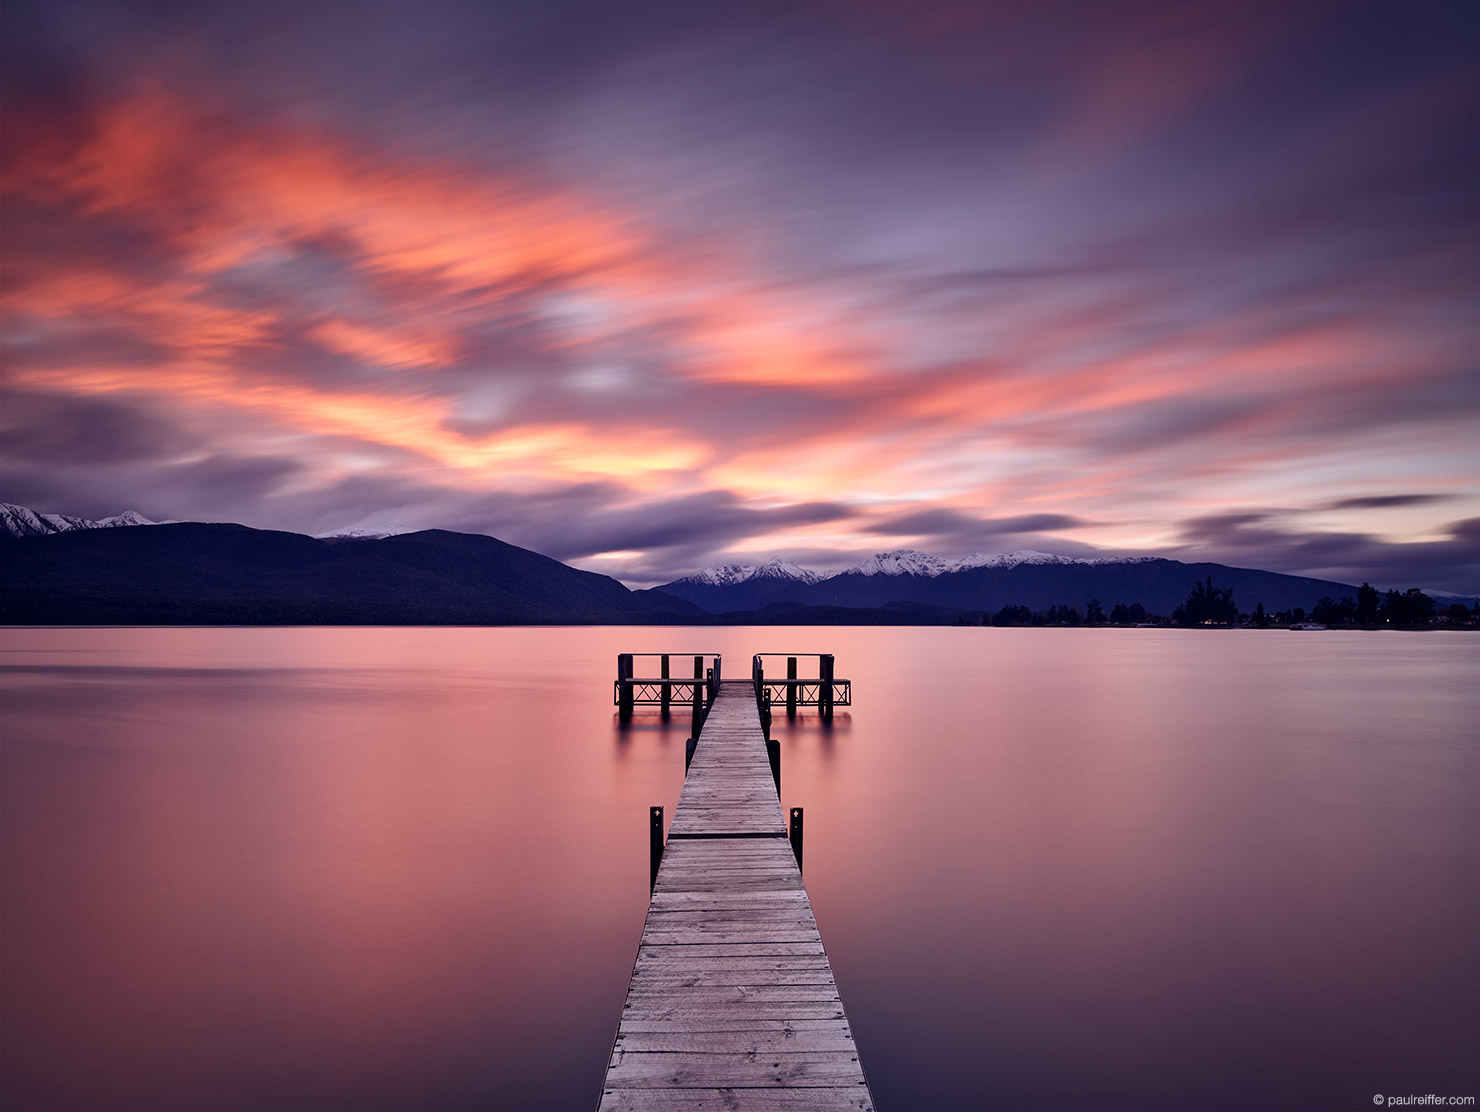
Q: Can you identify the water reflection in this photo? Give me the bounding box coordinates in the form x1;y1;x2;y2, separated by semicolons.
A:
2;627;1476;1110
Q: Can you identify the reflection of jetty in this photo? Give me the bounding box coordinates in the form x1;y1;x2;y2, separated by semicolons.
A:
600;660;872;1110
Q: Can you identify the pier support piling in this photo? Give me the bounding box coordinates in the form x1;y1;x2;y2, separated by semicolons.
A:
685;735;696;773
767;737;780;795
691;656;704;731
649;806;664;891
820;654;835;723
660;655;670;715
617;654;634;721
789;806;804;871
787;656;798;718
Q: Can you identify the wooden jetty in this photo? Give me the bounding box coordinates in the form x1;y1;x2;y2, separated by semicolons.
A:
600;673;872;1111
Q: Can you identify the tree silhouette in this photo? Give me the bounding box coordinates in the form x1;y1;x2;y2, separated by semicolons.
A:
1356;582;1380;624
1086;598;1105;624
1383;587;1436;626
1173;577;1238;626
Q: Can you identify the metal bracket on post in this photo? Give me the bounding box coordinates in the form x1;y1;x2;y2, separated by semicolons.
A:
761;688;772;733
650;806;664;891
767;738;780;796
789;806;803;872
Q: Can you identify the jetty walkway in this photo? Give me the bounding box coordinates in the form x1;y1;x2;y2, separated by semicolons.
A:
599;676;873;1111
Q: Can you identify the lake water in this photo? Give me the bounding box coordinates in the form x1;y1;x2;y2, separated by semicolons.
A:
2;627;1476;1111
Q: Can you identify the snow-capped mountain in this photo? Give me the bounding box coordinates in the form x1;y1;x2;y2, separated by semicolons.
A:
314;525;419;541
841;548;1144;577
951;549;1083;571
0;502;160;538
751;558;825;584
676;556;825;587
844;549;954;577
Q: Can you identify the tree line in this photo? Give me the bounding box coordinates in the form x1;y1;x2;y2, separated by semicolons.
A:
980;579;1476;628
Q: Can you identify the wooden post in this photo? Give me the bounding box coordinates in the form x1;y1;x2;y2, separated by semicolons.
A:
753;655;761;701
660;654;670;715
761;688;772;733
767;738;780;796
787;656;797;718
819;654;834;723
789;806;803;871
650;806;664;891
618;654;634;721
713;654;722;687
692;655;704;731
685;735;697;772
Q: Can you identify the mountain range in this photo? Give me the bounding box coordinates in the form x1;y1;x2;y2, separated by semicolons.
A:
0;502;162;537
0;517;700;625
1;501;1371;624
654;548;1359;617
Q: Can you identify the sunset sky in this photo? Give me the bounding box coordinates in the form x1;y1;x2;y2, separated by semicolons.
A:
2;0;1476;591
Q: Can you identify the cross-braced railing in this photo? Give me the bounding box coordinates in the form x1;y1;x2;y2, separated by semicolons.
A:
616;680;710;706
756;679;852;707
613;653;722;723
751;653;849;722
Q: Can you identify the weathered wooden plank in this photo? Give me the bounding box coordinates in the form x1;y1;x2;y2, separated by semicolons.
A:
629;976;839;993
640;931;823;946
616;1029;859;1053
630;967;834;981
644;911;816;925
598;1086;873;1111
622;987;843;1003
632;956;835;971
631;942;827;957
618;1003;849;1022
648;890;809;904
605;1050;866;1087
613;1016;853;1034
632;961;835;978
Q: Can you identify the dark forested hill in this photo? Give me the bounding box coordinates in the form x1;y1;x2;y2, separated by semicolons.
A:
0;524;705;625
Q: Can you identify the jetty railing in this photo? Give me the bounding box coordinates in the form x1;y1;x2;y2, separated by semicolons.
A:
751;652;850;722
614;653;721;722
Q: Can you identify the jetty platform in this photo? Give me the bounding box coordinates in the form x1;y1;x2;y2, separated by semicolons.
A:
599;676;872;1111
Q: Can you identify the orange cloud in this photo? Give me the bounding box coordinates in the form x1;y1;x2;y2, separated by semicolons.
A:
308;320;458;371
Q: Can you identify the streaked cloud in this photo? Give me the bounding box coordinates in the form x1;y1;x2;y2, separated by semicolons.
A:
2;0;1476;591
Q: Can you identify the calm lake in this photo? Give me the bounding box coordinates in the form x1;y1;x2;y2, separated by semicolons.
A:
2;627;1476;1111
